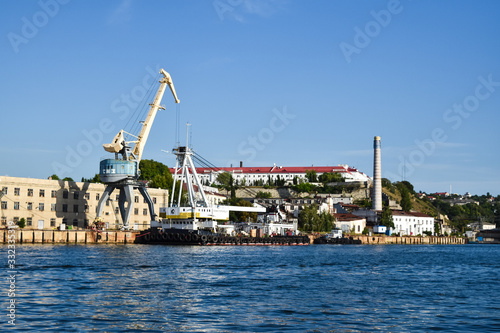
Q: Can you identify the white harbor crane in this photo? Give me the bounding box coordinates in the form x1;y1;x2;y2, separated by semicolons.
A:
156;124;266;232
95;69;179;229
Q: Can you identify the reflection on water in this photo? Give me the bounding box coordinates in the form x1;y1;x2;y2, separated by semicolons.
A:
4;244;500;332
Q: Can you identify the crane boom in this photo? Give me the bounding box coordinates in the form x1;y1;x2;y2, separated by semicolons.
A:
132;69;180;161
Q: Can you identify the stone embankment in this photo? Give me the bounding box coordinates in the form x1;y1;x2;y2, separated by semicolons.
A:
1;230;466;245
350;235;466;245
1;229;136;244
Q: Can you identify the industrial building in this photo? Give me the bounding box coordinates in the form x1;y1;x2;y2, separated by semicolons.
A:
0;176;169;231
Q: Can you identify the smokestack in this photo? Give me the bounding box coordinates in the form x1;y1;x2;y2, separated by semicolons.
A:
240;161;243;168
372;136;382;211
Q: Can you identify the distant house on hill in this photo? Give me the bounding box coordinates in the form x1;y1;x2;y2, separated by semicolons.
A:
433;192;450;197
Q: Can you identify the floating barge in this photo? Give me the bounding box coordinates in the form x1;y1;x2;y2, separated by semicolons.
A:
313;236;362;245
135;228;310;246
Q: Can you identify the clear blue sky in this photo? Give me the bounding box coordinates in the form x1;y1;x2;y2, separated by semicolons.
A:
1;0;500;196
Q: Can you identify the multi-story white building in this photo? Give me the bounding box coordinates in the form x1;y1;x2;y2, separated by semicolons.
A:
0;176;169;230
171;164;370;186
392;211;435;236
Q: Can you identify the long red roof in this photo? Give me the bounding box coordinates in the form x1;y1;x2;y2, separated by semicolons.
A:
170;166;364;175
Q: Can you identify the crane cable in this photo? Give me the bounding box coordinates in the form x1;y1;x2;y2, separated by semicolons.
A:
122;72;161;142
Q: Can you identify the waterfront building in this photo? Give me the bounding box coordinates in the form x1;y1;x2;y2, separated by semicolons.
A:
0;176;169;230
170;164;370;186
392;211;435;236
334;213;367;234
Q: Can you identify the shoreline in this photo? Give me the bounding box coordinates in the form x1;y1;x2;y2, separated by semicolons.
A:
1;229;467;245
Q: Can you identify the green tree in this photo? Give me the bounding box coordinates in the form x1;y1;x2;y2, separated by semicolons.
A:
139;159;172;181
319;172;344;183
399;186;413;212
356;199;372;209
216;172;232;189
397;181;415;194
305;170;317;182
298;205;334;232
380;206;394;229
226;198;257;222
319;211;335;231
299;204;319;232
150;174;169;189
81;174;101;183
294;182;315;193
17;218;26;229
62;177;74;182
256;191;272;199
49;174;60;180
381;178;392;188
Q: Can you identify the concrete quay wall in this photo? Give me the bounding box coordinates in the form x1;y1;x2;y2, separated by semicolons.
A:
1;230;465;245
1;229;137;244
351;235;466;245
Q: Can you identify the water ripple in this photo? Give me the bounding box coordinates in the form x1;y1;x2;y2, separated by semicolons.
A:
2;244;500;331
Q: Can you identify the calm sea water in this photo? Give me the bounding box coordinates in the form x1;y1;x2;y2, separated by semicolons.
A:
2;243;500;332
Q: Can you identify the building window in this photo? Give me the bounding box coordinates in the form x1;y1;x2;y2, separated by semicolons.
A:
27;218;32;226
84;219;89;227
134;196;139;203
73;219;78;227
73;205;78;213
51;190;57;198
14;188;20;196
51;203;56;211
153;197;157;204
50;218;56;227
106;199;110;206
73;192;79;200
2;187;7;195
28;189;33;197
96;193;100;201
27;202;33;210
1;201;7;209
1;216;6;225
143;208;148;215
114;207;119;214
13;217;19;223
39;203;44;211
62;204;68;212
62;218;67;225
84;204;89;213
134;208;139;215
115;194;120;201
39;189;45;197
84;193;90;200
14;202;20;210
63;190;68;199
